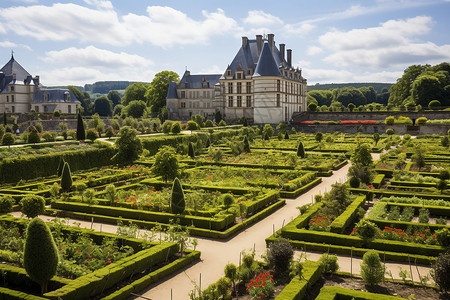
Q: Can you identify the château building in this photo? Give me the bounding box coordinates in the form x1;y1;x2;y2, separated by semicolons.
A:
166;34;307;124
0;54;80;114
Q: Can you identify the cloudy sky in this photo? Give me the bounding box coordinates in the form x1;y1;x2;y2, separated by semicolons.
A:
0;0;449;86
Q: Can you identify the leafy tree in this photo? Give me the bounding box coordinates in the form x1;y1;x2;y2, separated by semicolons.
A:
356;220;378;239
151;146;179;182
276;122;287;134
437;179;447;194
224;263;238;295
124;100;147;118
411;146;426;170
350;143;373;167
411;74;443;107
107;90;122;107
76;112;86;140
68;86;93;114
360;250;384;286
1;132;15;147
93;95;113;116
222;194;234;212
0;195;14;213
113;104;124;116
171;121;181;134
267;238;294;281
186;120;198;132
262;124;274;140
188;142;195;159
171;177;185;214
297;141;305;158
20;195;45;219
111;126;143;165
359;86;377;103
315;132;323;143
349;176;360;188
60;162;73;192
388;64;430;106
191;114;204;128
24;218;58;294
307;90;333;106
162;120;173;134
335;87;366;106
104;184;117;205
122;82;150;106
439;170;450;180
441;136;449;148
145;71;179;115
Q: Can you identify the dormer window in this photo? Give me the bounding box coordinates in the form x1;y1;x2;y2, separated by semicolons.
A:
237;72;242;79
64;92;70;102
10;86;14;92
43;92;48;102
227;70;232;76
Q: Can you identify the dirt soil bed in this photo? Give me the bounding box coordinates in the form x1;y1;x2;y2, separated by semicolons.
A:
307;275;445;300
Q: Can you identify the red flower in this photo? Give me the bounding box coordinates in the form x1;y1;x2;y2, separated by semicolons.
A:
107;259;111;264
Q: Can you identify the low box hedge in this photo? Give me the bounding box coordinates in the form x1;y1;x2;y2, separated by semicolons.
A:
0;287;48;300
315;286;404;300
330;195;365;234
372;174;385;188
282;202;324;230
383;202;450;217
275;260;322;300
280;178;322;198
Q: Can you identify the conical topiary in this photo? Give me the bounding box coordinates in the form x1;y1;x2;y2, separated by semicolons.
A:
297;141;305;158
243;136;250;153
57;157;65;177
205;137;211;148
188;142;195;159
284;132;289;139
76;112;85;141
60;162;72;192
171;177;185;214
23;218;58;294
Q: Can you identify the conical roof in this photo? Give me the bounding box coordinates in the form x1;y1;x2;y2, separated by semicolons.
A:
0;54;31;81
253;42;282;77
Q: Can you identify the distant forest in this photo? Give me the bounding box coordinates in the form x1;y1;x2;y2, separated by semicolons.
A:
308;83;392;93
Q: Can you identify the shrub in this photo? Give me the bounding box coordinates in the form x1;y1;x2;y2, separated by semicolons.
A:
162;120;173;134
416;117;427;125
385;116;395;125
297;141;305;158
20;195;45;219
315;132;323;143
42;131;55;142
243;136;250;153
439;170;450;180
441;136;449;148
204;119;214;128
222;193;234;212
319;254;339;274
224;263;238;292
308;102;317;111
360;250;384;286
349;176;360;188
111;126;143;165
86;129;99;141
60;162;73;192
435;228;450;247
0;195;14;213
24;218;58;294
27;126;41;143
152;146;179;182
186;120;198;132
105;126;115;138
34;122;43;133
355;219;378;239
188;142;195;158
218;120;226;126
57;157;65;177
373;133;380;145
171;177;185;214
262;124;274;140
432;253;450;293
1;132;14;146
267;238;294;281
284;132;289;139
386;128;394;135
76;112;86;140
428;100;441;110
171;121;181;134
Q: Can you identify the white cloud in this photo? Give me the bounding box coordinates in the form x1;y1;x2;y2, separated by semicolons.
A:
243;10;283;26
199;65;224;74
0;40;31;51
0;4;240;47
283;22;315;36
42;46;153;68
295;60;312;67
307;46;323;56
354;70;402;83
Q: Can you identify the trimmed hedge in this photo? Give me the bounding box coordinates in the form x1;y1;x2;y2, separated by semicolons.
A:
330;195;365;234
280;178;322;198
44;243;179;300
382;202;450;217
100;250;201;300
0;146;116;183
315;286;404;300
372;174;385;189
283;202;324;230
275;260;322;300
0;287;48;300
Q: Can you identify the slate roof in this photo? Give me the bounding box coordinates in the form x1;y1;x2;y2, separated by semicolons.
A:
254;42;282;77
226;38;288;78
178;72;221;89
0;54;31;81
32;89;80;104
166;81;178;98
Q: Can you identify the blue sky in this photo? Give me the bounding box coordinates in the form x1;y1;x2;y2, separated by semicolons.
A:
0;0;449;86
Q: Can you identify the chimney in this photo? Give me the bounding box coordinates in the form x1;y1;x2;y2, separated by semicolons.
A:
287;49;292;67
256;35;263;56
35;76;40;86
242;36;248;48
279;44;285;61
268;33;274;53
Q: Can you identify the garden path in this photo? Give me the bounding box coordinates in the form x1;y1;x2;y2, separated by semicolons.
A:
11;153;434;299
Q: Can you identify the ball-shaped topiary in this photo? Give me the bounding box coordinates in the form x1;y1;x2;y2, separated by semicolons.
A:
171;177;185;214
24;218;58;294
27;127;41;144
20;195;45;219
432;253;450;293
439;170;450;180
222;193;234;211
297;141;305;158
360;250;384;286
356;220;379;239
86;129;99;141
0;195;14;213
319;254;339;274
349;176;360;188
171;121;181;134
386;128;394;135
60;162;73;192
1;132;15;146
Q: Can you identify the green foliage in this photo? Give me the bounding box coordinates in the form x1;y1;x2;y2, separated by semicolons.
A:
360;250;384;286
428;100;441;109
186;120;199;131
386;128;394;135
76;112;86;140
243;136;250;153
111;126;143;165
122;82;149;106
171;178;185;214
105;126;115;138
315;132;323;143
93;95;113;116
204;119;214;128
435;228;450;247
188;142;195;158
262;124;274;140
1;132;14;146
297;141;305;158
356;219;379;239
86;129;99;141
42;131;55;142
350;143;373;167
276;122;287;134
221;193;234;211
432;253;450;293
124;100;147;118
319;254;339;274
247;273;274;300
373;133;380;145
308;102;317;111
349;176;360;188
27;126;40;143
152;146;179;182
0;195;14;213
145;71;179;115
439;170;450;180
57;157;65;177
441;136;449;148
24;218;58;294
267;238;294;281
411;146;426;170
416;117;427;125
191;115;204;128
60;162;73;192
171;121;181;134
20;195;45;219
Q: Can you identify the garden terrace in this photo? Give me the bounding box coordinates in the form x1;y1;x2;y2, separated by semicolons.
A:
0;215;200;300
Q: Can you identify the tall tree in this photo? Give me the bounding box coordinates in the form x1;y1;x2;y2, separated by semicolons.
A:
388;64;430;106
111;126;143;165
122;82;150;106
76;112;86;140
107;90;122;107
93;95;113;116
67;86;93;115
124;100;147;118
145;71;179;116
